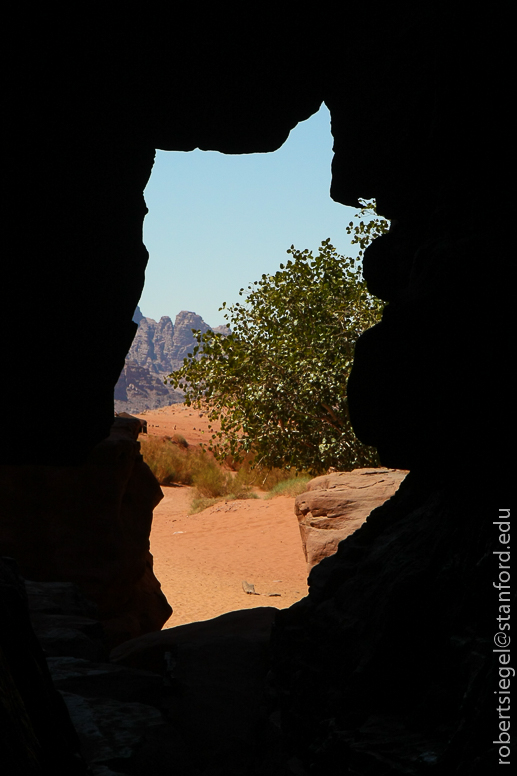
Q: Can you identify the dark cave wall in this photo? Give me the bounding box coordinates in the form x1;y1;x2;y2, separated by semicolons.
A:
326;6;511;471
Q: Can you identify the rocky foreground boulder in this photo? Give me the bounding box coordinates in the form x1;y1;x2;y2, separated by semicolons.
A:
1;559;282;775
295;468;408;572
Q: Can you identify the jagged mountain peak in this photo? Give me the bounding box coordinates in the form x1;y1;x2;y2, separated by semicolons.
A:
115;309;228;413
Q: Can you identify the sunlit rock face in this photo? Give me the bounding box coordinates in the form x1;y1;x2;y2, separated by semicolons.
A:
295;468;408;572
126;315;177;375
114;359;184;413
124;310;216;376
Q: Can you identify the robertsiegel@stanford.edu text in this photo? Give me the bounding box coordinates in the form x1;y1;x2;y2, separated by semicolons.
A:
494;508;511;766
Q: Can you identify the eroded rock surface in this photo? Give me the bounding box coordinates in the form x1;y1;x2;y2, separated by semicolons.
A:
295;468;408;572
114;360;183;414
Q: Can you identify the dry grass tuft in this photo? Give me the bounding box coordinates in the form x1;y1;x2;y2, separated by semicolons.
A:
139;436;204;486
140;435;313;514
140;436;257;511
170;432;189;448
263;476;313;499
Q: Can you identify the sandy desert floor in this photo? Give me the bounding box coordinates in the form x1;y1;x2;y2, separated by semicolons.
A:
135;404;309;627
138;401;221;448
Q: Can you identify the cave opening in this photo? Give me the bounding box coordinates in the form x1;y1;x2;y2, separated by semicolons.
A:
123;103;382;629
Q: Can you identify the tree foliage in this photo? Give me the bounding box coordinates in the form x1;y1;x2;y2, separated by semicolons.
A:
168;200;389;474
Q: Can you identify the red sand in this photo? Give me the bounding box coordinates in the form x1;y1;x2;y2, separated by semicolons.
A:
138;402;221;448
136;405;309;627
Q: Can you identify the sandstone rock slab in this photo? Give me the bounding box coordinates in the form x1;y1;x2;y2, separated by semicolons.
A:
295;468;408;572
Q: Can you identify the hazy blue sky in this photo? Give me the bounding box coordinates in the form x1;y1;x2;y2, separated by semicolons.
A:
140;104;363;327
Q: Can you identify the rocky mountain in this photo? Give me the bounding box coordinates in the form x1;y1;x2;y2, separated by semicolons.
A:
114;307;229;413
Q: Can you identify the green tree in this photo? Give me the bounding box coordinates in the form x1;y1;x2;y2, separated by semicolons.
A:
168;200;389;474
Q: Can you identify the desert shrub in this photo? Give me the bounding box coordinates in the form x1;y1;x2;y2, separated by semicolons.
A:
139;436;205;485
171;433;188;448
230;467;261;498
264;475;313;499
222;452;309;491
227;456;310;491
191;458;258;499
252;466;308;491
189;455;258;512
140;434;306;517
192;460;233;498
140;435;262;496
221;450;255;472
